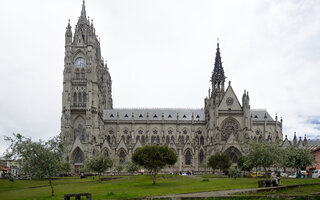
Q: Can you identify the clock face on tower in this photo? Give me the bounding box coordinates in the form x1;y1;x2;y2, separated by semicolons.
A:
75;57;86;67
226;97;234;106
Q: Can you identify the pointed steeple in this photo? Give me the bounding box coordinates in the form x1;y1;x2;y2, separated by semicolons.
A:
211;40;226;93
80;0;87;21
293;132;297;145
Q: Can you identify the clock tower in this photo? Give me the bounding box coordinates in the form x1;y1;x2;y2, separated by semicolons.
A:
60;1;113;172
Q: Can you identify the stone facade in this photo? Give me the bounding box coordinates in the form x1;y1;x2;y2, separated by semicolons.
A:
60;2;283;173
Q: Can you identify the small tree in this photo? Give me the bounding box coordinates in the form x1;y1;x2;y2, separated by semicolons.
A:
132;145;177;184
207;153;231;174
5;133;62;196
284;146;314;172
126;162;139;174
86;154;113;180
115;165;123;174
229;166;241;179
237;156;253;176
246;142;279;179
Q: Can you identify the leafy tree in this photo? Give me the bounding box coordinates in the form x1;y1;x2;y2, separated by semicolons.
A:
5;133;62;196
86;154;113;180
246;142;279;179
207;153;231;173
229;166;241;179
126;162;139;174
60;162;71;175
283;146;314;172
132;145;177;184
115;165;123;174
237;156;254;176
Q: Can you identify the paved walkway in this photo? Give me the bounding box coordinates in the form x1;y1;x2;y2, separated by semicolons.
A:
150;182;320;199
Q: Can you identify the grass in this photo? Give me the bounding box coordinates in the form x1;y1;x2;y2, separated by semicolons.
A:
0;175;320;200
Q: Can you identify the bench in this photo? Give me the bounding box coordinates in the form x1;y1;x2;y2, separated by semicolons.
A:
64;193;92;200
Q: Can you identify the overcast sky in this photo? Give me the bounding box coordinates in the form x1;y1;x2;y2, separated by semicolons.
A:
1;0;320;155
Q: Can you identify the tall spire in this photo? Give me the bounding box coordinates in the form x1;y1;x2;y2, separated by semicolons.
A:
80;0;87;21
211;40;226;92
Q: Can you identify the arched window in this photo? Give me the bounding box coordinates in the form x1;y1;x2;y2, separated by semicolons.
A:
126;135;131;144
195;136;199;146
141;135;145;144
74;148;84;163
107;135;111;144
200;136;204;146
119;150;126;163
186;135;190;142
83;92;87;106
166;136;170;144
136;136;140;143
73;93;77;106
171;136;175;142
78;93;82;104
81;128;86;141
156;136;160;144
199;149;204;164
151;136;155;144
185;150;192;165
103;149;109;157
121;135;125;142
81;68;86;79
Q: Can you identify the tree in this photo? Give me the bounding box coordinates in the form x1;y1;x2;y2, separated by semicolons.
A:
5;133;62;196
132;145;177;184
246;142;279;179
115;165;123;174
207;153;231;174
229;166;241;179
126;162;139;174
86;154;113;180
60;162;71;175
284;146;314;172
237;156;254;176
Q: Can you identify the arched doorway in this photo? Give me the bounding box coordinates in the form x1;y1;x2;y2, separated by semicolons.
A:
224;146;242;163
72;147;84;175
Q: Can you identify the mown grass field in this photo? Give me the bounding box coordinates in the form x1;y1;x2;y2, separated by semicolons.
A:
0;175;320;200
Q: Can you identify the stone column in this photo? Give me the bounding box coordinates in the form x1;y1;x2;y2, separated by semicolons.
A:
178;149;182;171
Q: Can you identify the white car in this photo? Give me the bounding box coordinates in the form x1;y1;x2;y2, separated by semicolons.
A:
312;170;320;178
288;173;297;178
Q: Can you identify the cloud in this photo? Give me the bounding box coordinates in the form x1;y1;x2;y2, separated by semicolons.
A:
0;0;320;154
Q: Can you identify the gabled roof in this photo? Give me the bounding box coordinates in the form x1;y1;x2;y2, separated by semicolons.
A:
219;84;242;110
251;109;274;121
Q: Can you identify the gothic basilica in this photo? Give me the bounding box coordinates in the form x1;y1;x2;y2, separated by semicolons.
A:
60;2;284;173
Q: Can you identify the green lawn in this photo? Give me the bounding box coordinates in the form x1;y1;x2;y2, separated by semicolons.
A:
0;175;320;200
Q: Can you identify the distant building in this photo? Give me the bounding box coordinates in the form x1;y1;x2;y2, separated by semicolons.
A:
60;2;284;173
0;157;21;177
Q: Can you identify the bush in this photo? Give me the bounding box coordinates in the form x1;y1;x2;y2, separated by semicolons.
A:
229;166;241;179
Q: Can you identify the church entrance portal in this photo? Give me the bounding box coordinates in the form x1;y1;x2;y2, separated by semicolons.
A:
224;146;241;163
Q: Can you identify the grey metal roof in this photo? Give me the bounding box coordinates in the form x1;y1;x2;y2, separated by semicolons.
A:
251;109;274;121
103;108;205;121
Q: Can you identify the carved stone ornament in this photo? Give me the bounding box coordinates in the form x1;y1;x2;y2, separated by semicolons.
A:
221;118;239;141
226;97;234;106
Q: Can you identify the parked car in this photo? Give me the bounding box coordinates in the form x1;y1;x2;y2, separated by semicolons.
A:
280;172;288;177
251;171;264;178
312;170;320;178
288;173;297;178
